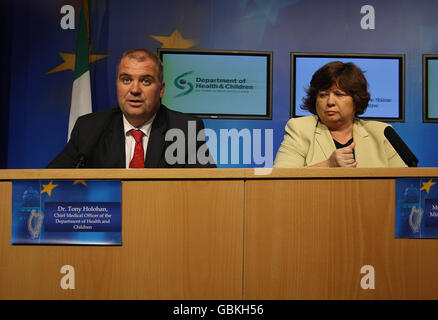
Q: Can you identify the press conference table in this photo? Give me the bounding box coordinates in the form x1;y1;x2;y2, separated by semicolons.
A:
1;168;437;300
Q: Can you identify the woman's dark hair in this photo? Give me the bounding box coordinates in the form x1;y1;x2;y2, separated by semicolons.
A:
301;61;370;116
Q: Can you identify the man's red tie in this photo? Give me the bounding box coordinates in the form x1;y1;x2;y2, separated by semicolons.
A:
129;129;144;168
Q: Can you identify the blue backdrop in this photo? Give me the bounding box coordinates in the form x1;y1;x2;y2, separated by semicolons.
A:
4;0;438;168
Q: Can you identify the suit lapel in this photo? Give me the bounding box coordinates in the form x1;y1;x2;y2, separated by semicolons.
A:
102;110;125;168
145;105;167;168
352;119;368;165
314;120;336;160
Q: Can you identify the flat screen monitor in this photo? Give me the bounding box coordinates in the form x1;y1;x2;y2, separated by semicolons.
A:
423;54;438;122
291;53;405;122
158;49;272;119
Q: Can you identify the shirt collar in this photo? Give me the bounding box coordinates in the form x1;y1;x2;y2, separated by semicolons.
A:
123;114;156;138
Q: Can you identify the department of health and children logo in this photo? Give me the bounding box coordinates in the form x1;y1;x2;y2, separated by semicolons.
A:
174;71;194;97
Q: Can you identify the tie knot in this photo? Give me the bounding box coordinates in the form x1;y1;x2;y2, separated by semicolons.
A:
130;129;144;143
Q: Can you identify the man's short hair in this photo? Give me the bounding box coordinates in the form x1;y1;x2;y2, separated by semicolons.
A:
117;49;164;83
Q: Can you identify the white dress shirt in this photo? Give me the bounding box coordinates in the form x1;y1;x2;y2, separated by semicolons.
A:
123;115;155;168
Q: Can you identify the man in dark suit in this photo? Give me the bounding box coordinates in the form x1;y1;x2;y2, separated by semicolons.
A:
47;49;215;168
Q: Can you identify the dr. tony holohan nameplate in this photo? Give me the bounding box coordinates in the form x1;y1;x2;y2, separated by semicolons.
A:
11;180;121;245
395;178;438;238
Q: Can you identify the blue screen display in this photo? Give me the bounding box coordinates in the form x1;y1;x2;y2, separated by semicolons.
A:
160;50;272;118
426;57;438;120
292;54;404;120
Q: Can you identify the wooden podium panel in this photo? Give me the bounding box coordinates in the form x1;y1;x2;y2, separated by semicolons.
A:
2;168;438;300
0;179;244;299
244;178;438;299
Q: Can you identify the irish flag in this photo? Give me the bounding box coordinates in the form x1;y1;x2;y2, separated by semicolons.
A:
68;0;92;140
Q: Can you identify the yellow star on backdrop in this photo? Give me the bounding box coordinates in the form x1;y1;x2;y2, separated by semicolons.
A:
41;181;58;197
420;179;436;193
73;180;87;187
150;29;197;48
46;52;109;75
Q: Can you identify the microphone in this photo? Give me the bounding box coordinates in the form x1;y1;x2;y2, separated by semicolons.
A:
384;126;418;167
73;107;119;168
73;125;106;168
74;154;86;168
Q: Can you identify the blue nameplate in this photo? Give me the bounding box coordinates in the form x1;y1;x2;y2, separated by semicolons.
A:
424;199;438;227
11;180;122;245
395;178;438;238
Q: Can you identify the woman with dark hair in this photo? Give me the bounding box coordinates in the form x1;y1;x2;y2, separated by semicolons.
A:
274;61;406;168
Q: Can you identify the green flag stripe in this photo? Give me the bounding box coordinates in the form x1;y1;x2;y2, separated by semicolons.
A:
73;0;90;80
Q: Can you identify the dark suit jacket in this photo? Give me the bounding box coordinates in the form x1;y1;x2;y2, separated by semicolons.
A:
47;105;216;168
